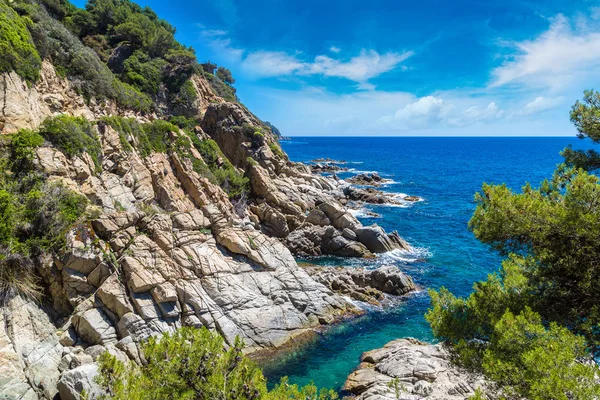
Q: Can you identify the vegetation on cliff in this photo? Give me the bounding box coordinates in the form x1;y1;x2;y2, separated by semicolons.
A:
0;129;88;304
3;0;238;114
0;0;42;82
100;115;249;197
98;326;338;400
426;91;600;400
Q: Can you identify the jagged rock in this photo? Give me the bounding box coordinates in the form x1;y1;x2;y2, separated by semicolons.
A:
343;338;487;399
57;364;102;400
346;173;391;187
355;225;410;253
285;225;372;258
306;209;331;226
72;308;117;345
307;265;415;305
107;43;134;74
59;327;78;347
250;203;289;237
0;296;63;399
344;186;403;205
0;30;419;399
319;202;362;231
201;102;270;168
97;274;134;318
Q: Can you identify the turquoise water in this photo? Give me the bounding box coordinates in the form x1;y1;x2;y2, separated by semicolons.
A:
261;137;587;392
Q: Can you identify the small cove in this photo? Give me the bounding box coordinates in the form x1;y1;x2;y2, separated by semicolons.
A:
261;136;585;391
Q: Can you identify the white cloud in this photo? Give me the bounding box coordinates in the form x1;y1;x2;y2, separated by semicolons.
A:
394;96;447;125
242;51;306;77
199;28;411;85
357;82;376;91
447;102;503;126
239;49;412;84
247;86;574;136
329;46;341;53
490;14;600;90
517;96;565;116
303;50;413;82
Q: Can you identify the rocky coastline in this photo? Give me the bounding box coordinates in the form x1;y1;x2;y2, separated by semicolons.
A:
0;56;418;399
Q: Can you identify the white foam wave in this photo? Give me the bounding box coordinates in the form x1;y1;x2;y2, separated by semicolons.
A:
346;168;381;175
348;208;381;219
378;247;432;264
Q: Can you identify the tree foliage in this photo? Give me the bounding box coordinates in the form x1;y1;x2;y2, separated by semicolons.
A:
426;91;600;399
97;326;338;400
216;66;235;85
563;89;600;170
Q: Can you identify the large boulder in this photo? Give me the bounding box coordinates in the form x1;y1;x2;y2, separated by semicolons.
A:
355;226;409;253
72;308;117;346
343;338;487;399
57;364;102;400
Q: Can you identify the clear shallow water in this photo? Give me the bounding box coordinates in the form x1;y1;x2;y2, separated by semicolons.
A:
261;136;585;392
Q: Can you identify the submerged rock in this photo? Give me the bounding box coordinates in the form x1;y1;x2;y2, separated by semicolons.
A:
343;338;487;399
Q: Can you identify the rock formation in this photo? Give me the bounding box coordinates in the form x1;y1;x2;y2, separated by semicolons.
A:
343;338;486;399
305;265;415;305
346;173;391;187
0;33;414;399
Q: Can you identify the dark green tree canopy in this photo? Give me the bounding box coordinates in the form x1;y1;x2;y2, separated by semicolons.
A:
426;92;600;399
563;89;600;170
98;326;339;400
217;66;235;85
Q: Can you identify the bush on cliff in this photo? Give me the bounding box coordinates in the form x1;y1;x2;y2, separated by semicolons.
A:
0;0;42;82
97;326;338;400
426;91;600;399
39;115;102;170
0;130;88;304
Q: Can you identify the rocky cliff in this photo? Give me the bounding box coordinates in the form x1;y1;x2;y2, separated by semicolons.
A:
0;10;413;399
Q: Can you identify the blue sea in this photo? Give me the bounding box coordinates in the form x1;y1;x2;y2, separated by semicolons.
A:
260;136;589;392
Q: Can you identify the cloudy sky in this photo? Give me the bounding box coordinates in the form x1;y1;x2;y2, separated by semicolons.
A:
77;0;600;136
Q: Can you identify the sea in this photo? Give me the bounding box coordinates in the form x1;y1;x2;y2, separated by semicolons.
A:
260;136;590;392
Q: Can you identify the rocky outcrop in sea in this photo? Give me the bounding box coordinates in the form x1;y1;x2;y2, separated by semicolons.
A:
305;265;416;305
343;338;487;399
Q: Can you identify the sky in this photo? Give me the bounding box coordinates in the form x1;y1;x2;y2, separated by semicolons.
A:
74;0;600;136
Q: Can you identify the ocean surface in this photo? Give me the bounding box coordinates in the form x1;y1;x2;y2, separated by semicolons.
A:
261;136;587;392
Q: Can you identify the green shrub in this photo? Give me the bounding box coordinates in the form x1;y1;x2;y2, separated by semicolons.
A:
143;119;178;153
0;0;42;82
38;115;102;170
169;116;200;130
0;132;88;304
97;326;338;400
268;142;285;159
122;50;167;95
202;71;237;102
9;129;45;173
246;156;258;167
195;139;249;198
0;190;16;244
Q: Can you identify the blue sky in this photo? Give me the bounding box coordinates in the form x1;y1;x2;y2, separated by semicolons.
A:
75;0;600;136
